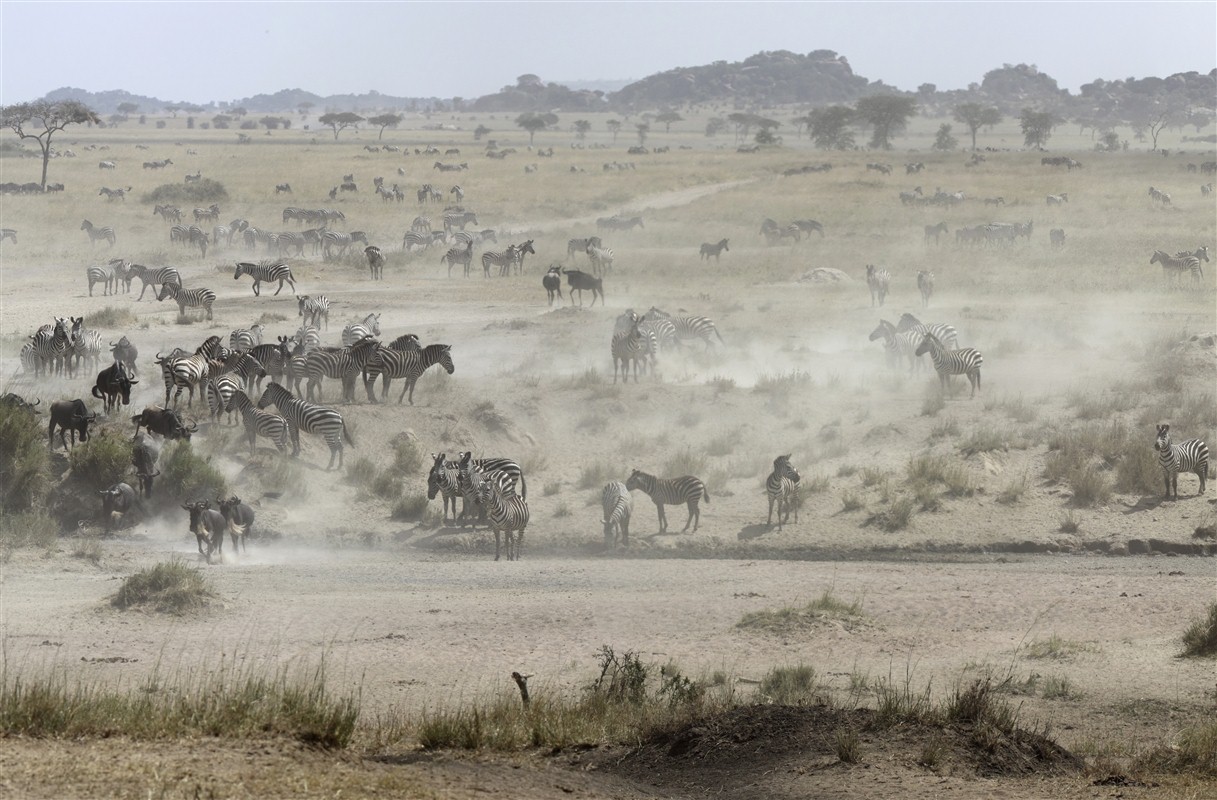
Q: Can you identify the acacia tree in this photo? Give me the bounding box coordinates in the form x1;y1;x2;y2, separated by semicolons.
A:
655;110;683;133
368;112;403;140
1019;108;1058;148
808;106;855;150
933;123;958;151
516;112;556;145
636;122;650;146
573;119;591;140
1;100;100;189
606;119;622;142
855;95;917;149
319;112;364;140
952;103;1003;150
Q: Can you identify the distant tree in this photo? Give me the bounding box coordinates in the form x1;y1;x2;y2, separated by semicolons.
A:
573;119;591;139
933;123;958;151
953;103;1003;151
297;102;314;118
855;95;917;149
515;112;557;144
606;119;622;142
231;107;248;118
212;114;233;129
319;111;364;140
704;117;726;137
727;112;753;143
260;116;288;130
117;102;139;118
808;105;855;150
636;122;649;146
164;105;179;118
791;115;813;139
368;112;403;140
1100;131;1121;152
1019;108;1058;148
655;110;683;133
755;128;780;146
474;124;491;141
1;100;100;189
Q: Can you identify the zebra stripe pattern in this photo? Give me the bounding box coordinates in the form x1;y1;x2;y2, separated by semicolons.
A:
895;314;959;350
624;469;709;533
866;265;890;306
70;321;103;372
320;230;368;260
229;389;290;455
473;469;529;561
28;318;72;377
275;232;306;258
644;308;722;349
427;453;464;522
234;261;297;296
456;451;526;504
441;240;475;277
248;340;292;389
341;313;381;346
159;350;214;407
601;480;633;547
364;245;385;280
157;283;216;320
1154;424;1209;499
303;337;380;403
869;319;924;373
80;220;116;247
256;383;354;470
229;324;264;354
297;295;330;330
586;244;614;276
127;264;181;301
206;375;241;424
915;332;983;398
364;343;454;404
765;455;801;529
611;324;648;383
480;245;518;278
568;236;602;259
86;264;116;296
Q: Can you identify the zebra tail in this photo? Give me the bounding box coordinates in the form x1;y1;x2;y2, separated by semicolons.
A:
715;327;724;344
703;485;711;504
343;424;355;447
519;473;527;501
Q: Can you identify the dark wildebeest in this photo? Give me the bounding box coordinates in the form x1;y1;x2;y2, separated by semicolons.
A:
542;265;563;306
48;399;97;450
99;482;137;533
216;496;255;554
561;268;603;307
132;406;195;440
110;335;138;376
1;393;41;415
132;434;160;498
91;361;138;413
182;500;226;563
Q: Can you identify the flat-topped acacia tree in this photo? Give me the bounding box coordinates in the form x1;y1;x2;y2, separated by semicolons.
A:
1;100;100;189
318;111;365;140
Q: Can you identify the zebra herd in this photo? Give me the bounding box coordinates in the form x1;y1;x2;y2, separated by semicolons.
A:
19;317;103;378
610;307;724;383
1150;247;1208;283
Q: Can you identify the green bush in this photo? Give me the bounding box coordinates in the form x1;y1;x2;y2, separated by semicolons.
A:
68;429;132;492
0;405;51;513
158;440;227;505
142;178;229;205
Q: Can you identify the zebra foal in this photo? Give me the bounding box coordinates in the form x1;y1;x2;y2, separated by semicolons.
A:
625;469;709;533
602;481;633;547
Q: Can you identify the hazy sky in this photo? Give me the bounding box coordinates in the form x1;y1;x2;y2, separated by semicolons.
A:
1;2;1213;104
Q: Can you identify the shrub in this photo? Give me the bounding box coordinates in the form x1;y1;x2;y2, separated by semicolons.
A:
371;470;401;501
345;457;378;486
1180;603;1217;657
870;497;915;532
997;474;1028;504
841;490;864;512
142;178;229;204
1059;512;1080;533
0;511;58;555
835;728;862;763
111;560;216;613
158;440;227;504
577;460;618;490
0;404;51;513
68;429;132;492
590;646;648;704
392;492;430;522
663;448;708;477
84;307;137;328
389;435;424;476
759;664;817;704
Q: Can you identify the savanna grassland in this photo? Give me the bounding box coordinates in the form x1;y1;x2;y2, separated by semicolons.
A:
1;111;1215;799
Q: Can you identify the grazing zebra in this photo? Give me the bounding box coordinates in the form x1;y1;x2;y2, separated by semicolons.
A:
411;215;432;233
127;264;182;301
542;265;563;305
427;453;464;522
866;265;890;306
228;389;289;455
896;313;959;349
0;228;16;243
601;481;633;547
153;204;182;223
193;204;220;223
228;323;264;354
567;236;602;259
363;343;454;405
364;245;385;280
86;264;116;296
256;382;354;470
297;295;330;330
441;240;475;277
187;225;208;256
481;245;518;278
1150;250;1203;283
625;469;709;534
766;455;801;529
917;271;934;308
1046;193;1068;206
699;238;729;261
924;222;948;245
169;224;190;245
156;283;216;321
869;319;923;373
402;230;438;252
99;186;131;201
474;469;529;561
915;332;983;398
304;336;380;403
80;220;116;247
1154;424;1209;499
342;313;381;347
1202;183;1213;196
233;261;297;296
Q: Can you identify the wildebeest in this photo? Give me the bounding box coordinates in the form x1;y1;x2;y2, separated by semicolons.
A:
1;393;41;415
561;268;603;307
131;405;195;440
99;482;137;533
48;399;97;450
542;265;563;306
132;434;160;498
182;500;226;563
109;336;138;376
216;496;254;554
91;361;138;413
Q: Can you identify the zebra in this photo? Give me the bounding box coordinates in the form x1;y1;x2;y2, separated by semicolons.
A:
228;389;290;455
0;228;16;243
1150;250;1203;283
86;264;117;296
442;210;478;231
248;337;293;390
441;240;475;277
426;453;464;522
567;236;601;259
234;261;297;296
645;308;723;349
869;319;923;373
69;317;103;373
1046;193;1068;206
320;230;368;260
127;264;182;301
274;231;306;258
304;336;380;403
402;231;438;252
297;295;330;330
363;343;454;405
699;238;729;261
481;245;518;278
915;332;983;398
80;220;116;247
341;313;381;346
157;349;213;408
611;322;648;383
917;271;934;308
212;225;233;248
866;265;890;307
169;224;190;245
1172;246;1208;280
1154;424;1209;499
765;454;801;529
193;204;220;223
792;219;825;237
156;283;216;321
294;324;322;351
625;469;709;534
601;481;633;547
449;185;464;203
28;318;72;377
205;374;242;425
638;311;677;353
506;239;535;276
895;313;959;349
1149;186;1171;206
217;351;269;394
256;382;354;470
543;265;563;305
454;451;527;519
924;222;948;245
474;469;529;561
153;204;182;223
187;225;209;257
411;215;432;233
99;186;131;201
228;323;264;354
364;245;385;280
586;244;615;276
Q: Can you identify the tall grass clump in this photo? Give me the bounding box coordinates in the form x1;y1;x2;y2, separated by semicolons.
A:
0;404;52;514
83;306;137;329
111;560;216;613
158;440;227;503
1180;603;1217;658
737;588;864;634
759;664;818;705
0;512;58;555
392;492;430;522
67;429;132;491
663;447;708;477
577;460;618;490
